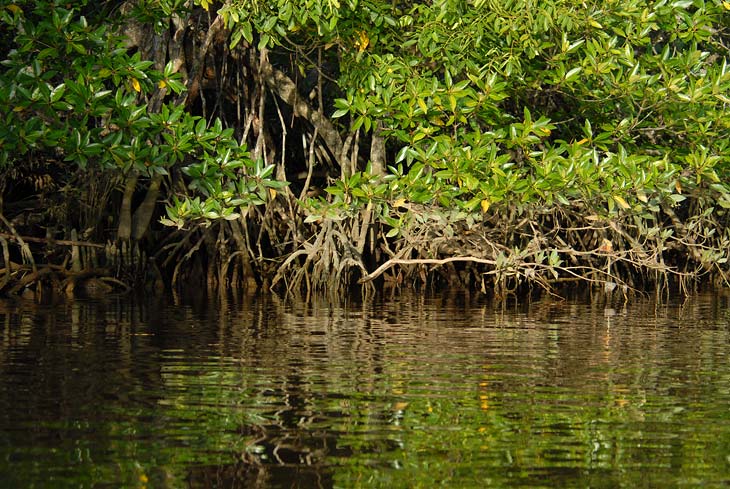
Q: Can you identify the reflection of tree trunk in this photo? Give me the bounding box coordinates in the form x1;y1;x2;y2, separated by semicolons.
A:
132;173;163;241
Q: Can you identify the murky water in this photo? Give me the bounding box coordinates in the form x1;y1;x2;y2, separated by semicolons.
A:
1;291;730;488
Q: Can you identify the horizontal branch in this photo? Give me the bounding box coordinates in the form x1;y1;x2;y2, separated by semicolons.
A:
0;233;106;249
359;256;497;284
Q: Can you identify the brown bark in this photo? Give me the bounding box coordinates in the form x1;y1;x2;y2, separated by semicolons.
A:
117;171;139;241
370;122;386;176
177;13;226;107
259;58;345;171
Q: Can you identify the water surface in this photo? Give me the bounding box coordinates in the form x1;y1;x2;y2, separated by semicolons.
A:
1;292;730;488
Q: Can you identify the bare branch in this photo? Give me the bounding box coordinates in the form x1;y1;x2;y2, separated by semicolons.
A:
360;256;498;284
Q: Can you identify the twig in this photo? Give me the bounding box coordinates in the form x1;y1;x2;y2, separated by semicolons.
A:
299;127;319;201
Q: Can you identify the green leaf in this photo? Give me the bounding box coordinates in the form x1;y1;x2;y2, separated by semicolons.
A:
565;66;583;81
241;21;253;44
332;108;349;118
50;84;66;103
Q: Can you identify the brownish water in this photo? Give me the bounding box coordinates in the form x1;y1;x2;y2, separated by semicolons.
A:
1;291;730;488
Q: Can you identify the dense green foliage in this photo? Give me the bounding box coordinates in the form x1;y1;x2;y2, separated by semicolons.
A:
0;1;282;223
1;0;730;295
222;0;730;293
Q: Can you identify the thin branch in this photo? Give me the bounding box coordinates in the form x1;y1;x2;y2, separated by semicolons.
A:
0;232;105;249
299;127;319;200
177;13;225;107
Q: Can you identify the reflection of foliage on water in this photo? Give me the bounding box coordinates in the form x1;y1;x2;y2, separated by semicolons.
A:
1;293;730;487
324;300;730;488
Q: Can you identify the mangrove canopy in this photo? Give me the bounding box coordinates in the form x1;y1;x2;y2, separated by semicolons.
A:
1;0;730;299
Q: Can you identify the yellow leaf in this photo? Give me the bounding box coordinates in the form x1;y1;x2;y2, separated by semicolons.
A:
636;190;648;203
724;1;730;10
268;188;277;199
199;0;210;11
675;180;682;194
480;199;490;213
393;198;406;208
356;30;369;52
139;474;149;483
576;138;589;145
6;4;22;15
613;195;630;209
158;80;167;89
130;77;141;93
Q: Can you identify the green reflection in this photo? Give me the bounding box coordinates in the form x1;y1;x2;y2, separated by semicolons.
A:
0;294;730;488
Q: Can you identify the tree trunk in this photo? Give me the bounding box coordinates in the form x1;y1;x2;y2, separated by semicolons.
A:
117;171;138;242
259;57;345;171
132;173;163;240
370;122;386;176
